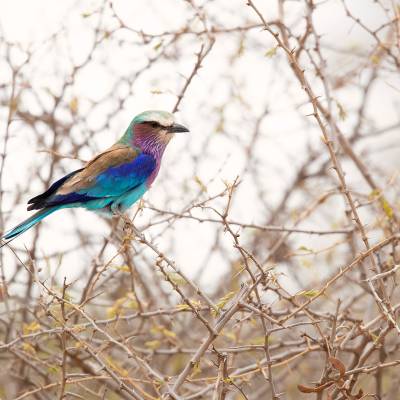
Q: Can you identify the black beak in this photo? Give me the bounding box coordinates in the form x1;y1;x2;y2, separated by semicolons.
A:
168;122;189;133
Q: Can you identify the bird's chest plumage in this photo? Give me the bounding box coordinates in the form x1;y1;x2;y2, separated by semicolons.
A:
146;162;161;186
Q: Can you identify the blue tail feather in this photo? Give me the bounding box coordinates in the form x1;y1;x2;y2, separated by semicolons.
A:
1;207;56;246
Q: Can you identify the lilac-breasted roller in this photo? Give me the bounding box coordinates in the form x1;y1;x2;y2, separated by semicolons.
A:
1;110;188;245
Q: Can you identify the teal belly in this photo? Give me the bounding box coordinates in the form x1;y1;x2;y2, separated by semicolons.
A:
80;183;148;216
113;183;148;212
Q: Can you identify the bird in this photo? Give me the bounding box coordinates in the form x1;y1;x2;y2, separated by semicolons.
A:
1;110;189;246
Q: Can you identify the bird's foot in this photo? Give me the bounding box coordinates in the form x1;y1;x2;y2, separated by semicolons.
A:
113;211;142;243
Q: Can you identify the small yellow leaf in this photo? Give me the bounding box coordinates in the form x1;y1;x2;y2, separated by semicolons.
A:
176;303;190;311
23;321;41;335
106;307;116;318
22;342;36;354
368;189;381;200
194;176;207;193
145;340;161;350
212;291;236;317
107;292;139;317
216;291;235;310
190;362;202;378
150;324;162;335
265;46;278;58
127;299;138;309
370;54;380;65
166;272;187;286
299;289;320;298
107;297;125;318
153;41;163;51
380;198;393;220
162;328;176;338
116;265;130;273
69;97;78;114
298;245;313;253
190;299;202;308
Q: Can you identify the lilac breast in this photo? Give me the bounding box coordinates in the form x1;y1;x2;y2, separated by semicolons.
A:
132;124;167;187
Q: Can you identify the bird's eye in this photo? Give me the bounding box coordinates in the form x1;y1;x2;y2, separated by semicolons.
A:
149;121;160;128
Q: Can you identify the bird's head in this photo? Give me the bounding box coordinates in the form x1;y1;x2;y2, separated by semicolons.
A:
133;110;189;136
120;110;189;157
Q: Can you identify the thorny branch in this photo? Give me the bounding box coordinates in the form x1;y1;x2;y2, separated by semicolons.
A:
1;1;400;399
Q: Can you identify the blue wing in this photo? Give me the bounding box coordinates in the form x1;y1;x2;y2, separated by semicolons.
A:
80;153;156;197
28;148;156;210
